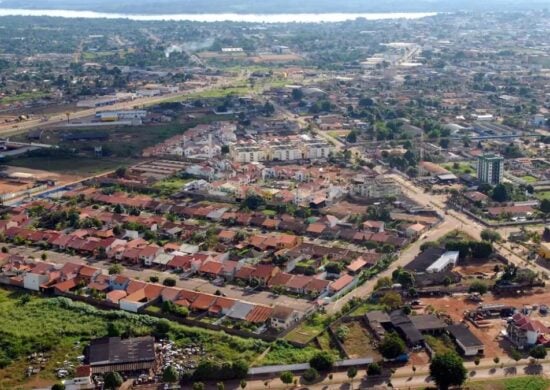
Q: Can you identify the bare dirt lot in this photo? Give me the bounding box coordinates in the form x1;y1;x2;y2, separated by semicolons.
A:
454;258;503;278
0;179;33;194
323;201;367;219
334;320;382;360
421;289;550;358
3;165;81;183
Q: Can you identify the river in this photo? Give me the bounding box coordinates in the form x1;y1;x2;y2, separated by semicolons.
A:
0;8;436;23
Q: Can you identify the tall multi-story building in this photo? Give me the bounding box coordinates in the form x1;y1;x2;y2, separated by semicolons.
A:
477;154;504;185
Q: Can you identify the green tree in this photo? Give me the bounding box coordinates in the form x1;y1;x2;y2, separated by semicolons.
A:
240;379;247;389
163;366;179;383
392;268;415;288
480;229;501;243
367;362;382;376
540;199;550;214
51;384;65;390
108;264;123;275
374;276;392;290
302;367;319;383
163;277;176;287
280;371;293;386
529;345;547;361
217;383;225;390
192;383;205;390
347;366;357;384
149;275;159;283
379;332;406;360
232;360;250;379
103;371;123;390
380;291;403;310
242;194;265;210
309;351;334;372
429;352;467;390
41;252;48;261
510;348;522;363
291;88;303;101
346;131;358;143
491;184;511;202
468;280;488;295
107;322;121;337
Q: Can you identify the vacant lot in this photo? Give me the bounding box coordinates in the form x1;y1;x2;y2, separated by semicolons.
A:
442;161;475;175
521;175;539;183
336;320;381;360
285;312;331;344
464;377;550;390
6;157;133;176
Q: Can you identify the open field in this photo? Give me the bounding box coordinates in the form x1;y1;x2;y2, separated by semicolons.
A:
0;178;33;194
152;177;192;196
442;161;475;175
535;191;550;201
521;175;539;183
5;157;133;176
0;91;49;105
464;376;550;390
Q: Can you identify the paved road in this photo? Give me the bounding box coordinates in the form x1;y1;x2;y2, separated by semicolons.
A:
0;75;242;137
215;359;550;390
388;173;547;275
327;218;456;315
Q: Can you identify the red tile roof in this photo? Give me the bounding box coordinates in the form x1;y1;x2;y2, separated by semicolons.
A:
190;293;217;311
245;305;273;323
330;274;354;292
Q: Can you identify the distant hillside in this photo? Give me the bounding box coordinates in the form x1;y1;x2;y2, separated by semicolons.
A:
1;0;548;14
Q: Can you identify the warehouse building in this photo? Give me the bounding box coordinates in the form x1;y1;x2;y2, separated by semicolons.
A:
87;336;157;374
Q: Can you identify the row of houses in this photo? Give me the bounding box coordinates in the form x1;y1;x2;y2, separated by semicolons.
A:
0;257;302;331
61;188;410;249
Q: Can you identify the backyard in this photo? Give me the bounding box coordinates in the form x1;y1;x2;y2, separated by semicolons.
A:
285;312;332;344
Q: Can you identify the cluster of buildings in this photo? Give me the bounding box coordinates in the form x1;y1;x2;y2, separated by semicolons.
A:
230;134;333;163
0;256;303;333
365;309;484;357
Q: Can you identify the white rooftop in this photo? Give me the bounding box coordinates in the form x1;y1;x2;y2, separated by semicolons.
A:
426;251;459;273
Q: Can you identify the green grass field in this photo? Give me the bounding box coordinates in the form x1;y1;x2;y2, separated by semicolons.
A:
465;377;550;390
0;91;49;105
6;156;134;175
284;312;332;344
442;161;475;175
152;177;192;196
535;191;550;201
521;175;539;183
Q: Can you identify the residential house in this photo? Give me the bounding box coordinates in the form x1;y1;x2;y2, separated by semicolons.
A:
23;261;56;291
507;313;549;349
270;306;300;330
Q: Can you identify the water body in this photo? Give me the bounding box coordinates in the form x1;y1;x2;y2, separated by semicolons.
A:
0;8;436;23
